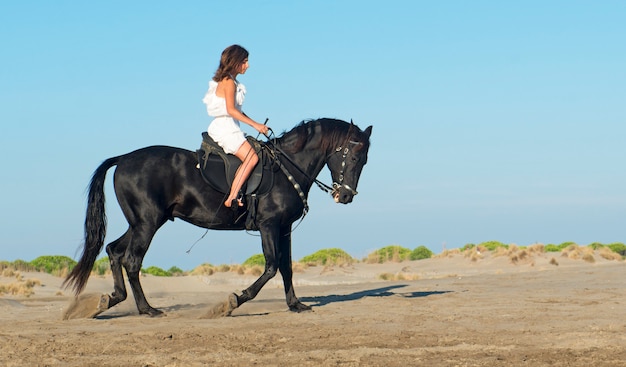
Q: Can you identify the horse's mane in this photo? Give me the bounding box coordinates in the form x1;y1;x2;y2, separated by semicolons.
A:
276;118;369;154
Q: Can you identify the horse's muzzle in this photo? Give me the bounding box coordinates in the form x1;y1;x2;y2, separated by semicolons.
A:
332;183;358;204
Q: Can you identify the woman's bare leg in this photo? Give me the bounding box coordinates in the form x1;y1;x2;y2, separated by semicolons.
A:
225;140;259;207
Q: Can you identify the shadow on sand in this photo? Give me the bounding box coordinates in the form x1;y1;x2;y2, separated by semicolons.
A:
94;303;204;319
300;285;452;308
92;286;453;319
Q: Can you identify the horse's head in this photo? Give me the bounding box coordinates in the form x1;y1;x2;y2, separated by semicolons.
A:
327;122;373;204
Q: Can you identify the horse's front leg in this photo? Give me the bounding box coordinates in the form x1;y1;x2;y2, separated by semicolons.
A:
204;224;306;318
278;229;311;312
233;225;281;307
203;224;282;320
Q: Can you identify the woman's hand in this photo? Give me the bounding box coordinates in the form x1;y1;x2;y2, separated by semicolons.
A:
255;122;270;136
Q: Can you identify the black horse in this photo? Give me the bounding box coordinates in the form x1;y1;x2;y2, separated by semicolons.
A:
63;118;372;318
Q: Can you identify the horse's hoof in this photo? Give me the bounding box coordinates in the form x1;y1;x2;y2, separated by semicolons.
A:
289;302;312;313
139;307;165;317
148;309;165;317
201;293;239;319
62;293;111;320
228;293;239;310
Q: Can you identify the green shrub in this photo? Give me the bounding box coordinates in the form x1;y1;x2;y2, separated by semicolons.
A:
558;242;576;249
30;256;77;275
141;266;171;277
607;243;626;255
93;257;110;276
545;244;562;252
588;242;605;250
479;241;508;251
410;246;433;260
243;254;266;267
168;266;184;275
367;245;411;263
300;248;354;266
461;244;476;251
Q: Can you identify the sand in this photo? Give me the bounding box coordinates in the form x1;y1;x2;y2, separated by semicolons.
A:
1;251;625;366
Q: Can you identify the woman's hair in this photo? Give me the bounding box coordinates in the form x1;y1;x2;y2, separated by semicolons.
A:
212;45;249;82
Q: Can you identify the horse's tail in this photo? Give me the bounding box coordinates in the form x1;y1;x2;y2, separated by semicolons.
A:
63;156;120;295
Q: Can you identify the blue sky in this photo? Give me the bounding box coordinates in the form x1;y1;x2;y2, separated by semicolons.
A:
1;1;625;270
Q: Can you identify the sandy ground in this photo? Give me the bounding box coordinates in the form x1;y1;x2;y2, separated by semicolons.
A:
1;251;626;366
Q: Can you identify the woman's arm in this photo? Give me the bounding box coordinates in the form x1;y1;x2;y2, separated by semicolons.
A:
223;79;269;135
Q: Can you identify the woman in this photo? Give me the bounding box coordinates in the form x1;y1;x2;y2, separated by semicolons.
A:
202;45;270;208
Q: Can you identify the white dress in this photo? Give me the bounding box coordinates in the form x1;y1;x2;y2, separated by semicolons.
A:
202;79;247;154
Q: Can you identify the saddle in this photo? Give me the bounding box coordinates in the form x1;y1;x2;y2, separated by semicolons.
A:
196;132;275;197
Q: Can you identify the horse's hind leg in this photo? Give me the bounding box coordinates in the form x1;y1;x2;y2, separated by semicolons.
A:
105;230;132;308
63;232;132;320
121;224;163;317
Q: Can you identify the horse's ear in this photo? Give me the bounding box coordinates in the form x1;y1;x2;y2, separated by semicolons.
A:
364;125;373;138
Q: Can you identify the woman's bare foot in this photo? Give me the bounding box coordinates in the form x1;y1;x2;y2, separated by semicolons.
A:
224;198;244;208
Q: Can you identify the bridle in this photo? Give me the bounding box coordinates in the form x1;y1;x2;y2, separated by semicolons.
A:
264;122;362;216
329;142;361;199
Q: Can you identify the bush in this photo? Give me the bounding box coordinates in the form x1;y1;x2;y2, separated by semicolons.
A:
30;256;77;275
300;248;354;266
479;241;508;251
0;261;13;272
11;260;35;272
141;266;171;277
217;264;231;272
599;246;623;261
168;266;184;275
190;263;214;275
410;246;433;260
461;244;476;251
588;242;605;250
0;278;41;297
243;254;266;267
545;244;561;252
607;243;626;256
93;257;110;276
366;245;411;263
